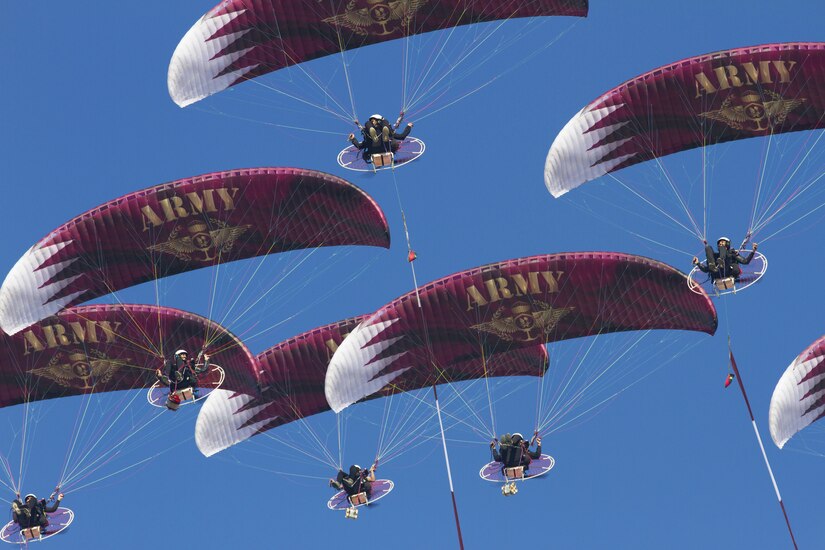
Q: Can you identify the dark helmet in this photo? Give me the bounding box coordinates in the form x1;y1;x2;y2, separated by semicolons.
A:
512;433;524;444
24;494;36;502
349;465;361;478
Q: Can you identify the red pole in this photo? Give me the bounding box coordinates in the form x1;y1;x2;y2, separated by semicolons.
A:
728;341;798;550
432;383;465;550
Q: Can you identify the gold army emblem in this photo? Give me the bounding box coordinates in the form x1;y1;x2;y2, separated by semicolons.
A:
471;301;573;343
30;350;122;391
323;0;428;37
148;218;250;262
699;89;805;132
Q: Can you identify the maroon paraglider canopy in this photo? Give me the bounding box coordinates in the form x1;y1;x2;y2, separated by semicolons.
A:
326;252;717;412
546;42;825;196
169;0;588;107
0;304;257;409
195;315;548;456
0;168;390;336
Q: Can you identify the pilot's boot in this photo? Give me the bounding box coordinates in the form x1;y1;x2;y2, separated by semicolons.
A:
704;244;718;273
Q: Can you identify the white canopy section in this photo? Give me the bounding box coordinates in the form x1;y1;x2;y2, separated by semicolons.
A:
324;318;410;414
167;9;255;108
769;336;825;449
544;103;636;198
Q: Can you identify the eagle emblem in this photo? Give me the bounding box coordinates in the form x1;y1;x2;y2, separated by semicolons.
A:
148;218;250;262
699;89;806;132
323;0;428;37
471;301;573;343
30;350;122;391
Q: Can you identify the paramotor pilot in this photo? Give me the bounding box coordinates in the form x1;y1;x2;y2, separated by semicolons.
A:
692;238;757;282
348;114;414;163
155;349;209;407
11;493;64;532
329;464;376;499
491;433;542;471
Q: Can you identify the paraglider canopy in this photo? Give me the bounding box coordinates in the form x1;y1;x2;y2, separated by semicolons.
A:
544;43;825;259
325;252;717;413
0;304;257;409
0;168;390;335
545;42;825;197
770;335;825;449
168;0;589;108
194;315;548;457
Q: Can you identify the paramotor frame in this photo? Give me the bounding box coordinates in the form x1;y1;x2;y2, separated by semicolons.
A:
479;455;555;483
337;138;426;173
146;365;226;409
687;251;767;297
327;480;394;511
0;508;74;545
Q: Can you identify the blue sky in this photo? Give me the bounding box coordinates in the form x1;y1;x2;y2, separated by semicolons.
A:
2;1;824;548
